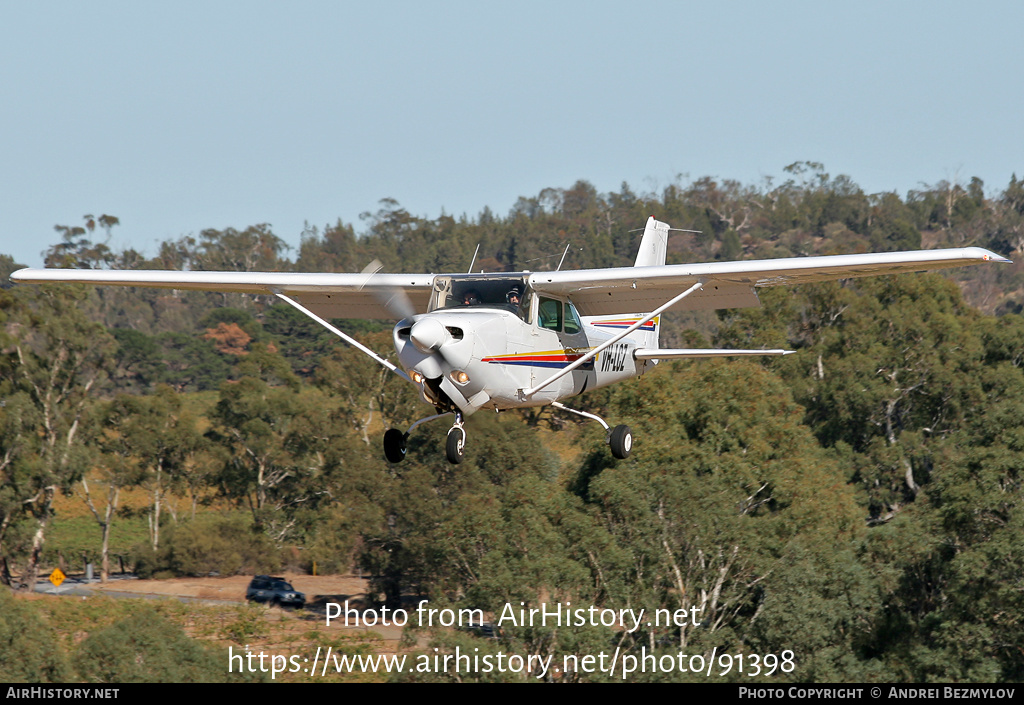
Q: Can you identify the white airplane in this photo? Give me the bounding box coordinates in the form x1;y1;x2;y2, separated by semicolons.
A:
10;217;1010;464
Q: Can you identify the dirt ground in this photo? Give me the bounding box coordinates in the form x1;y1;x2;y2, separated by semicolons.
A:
87;573;371;606
22;573;414;681
85;573;410;647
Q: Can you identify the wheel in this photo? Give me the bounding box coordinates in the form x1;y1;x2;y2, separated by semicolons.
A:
383;429;407;463
609;425;633;459
446;426;465;464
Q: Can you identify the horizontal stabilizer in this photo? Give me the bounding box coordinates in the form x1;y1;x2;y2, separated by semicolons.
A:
634;348;794;360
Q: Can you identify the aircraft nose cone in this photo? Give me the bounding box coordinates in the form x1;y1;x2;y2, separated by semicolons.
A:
410;318;447;354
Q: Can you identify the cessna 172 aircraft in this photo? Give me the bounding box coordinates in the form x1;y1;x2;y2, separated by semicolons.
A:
10;217;1010;464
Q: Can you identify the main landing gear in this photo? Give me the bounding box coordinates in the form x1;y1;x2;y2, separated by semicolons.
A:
383;412;466;465
552;401;632;459
608;423;633;459
383;405;632;465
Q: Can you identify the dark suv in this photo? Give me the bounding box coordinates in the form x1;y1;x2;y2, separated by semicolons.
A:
245;575;306;608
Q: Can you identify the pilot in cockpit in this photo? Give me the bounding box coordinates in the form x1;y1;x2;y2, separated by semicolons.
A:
462;289;481;306
506;285;522;308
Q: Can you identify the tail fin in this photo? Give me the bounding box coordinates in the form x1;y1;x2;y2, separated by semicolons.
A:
632;216;670;348
633;216;669;268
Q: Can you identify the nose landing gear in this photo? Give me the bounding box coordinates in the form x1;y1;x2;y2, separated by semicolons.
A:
445;413;466;465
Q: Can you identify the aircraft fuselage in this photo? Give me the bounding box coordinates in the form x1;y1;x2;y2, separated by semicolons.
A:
393;276;654;415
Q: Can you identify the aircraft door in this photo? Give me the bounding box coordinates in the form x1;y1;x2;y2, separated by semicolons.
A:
559;300;592;396
529;296;591;397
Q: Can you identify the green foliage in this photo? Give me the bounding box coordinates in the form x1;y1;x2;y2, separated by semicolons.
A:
73;606;247;683
260;302;339;376
220;603;270;644
134;513;279;578
0;255;25;289
0;588;71;682
153;331;232;392
44;514;149;571
574;362;868;679
111;327;167;392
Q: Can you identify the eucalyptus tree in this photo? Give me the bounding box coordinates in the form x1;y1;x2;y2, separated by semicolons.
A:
5;284;114;589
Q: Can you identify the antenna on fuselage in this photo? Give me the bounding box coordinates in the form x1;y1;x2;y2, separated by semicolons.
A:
467;244;480;274
526;242;582;271
627;226;703;234
556;243;571;271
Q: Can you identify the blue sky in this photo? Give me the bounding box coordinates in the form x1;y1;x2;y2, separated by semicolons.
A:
2;1;1022;268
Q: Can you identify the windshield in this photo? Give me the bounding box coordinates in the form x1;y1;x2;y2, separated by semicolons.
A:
431;276;530;319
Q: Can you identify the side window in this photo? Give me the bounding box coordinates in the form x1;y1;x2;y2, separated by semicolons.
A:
564;302;582;335
538;297;562;331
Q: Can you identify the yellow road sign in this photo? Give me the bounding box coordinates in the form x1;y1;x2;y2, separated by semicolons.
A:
49;568;66;587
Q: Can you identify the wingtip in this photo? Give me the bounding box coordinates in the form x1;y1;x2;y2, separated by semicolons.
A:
974;248;1013;264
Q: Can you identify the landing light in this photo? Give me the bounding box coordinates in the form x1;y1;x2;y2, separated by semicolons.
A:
410;371;425;384
450;370;470;385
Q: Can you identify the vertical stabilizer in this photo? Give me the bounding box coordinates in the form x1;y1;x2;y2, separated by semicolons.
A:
630;216;670;350
633;216;670;268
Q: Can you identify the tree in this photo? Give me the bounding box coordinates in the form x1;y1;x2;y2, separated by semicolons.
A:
577;361;866;679
208;358;346;543
77;399;141;583
95;386;207;555
44;214;119;269
6;284;114;590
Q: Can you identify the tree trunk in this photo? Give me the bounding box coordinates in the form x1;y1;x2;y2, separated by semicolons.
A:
23;492;53;591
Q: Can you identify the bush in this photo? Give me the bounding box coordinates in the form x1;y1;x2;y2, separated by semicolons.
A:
133;513;280;578
73;606;256;683
0;588;71;682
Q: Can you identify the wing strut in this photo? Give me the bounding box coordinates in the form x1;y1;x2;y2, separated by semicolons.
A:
522;281;705;398
274;293;412;384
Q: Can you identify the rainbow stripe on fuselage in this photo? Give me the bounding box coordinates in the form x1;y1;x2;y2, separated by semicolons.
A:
591;316;659;332
482;348;594;369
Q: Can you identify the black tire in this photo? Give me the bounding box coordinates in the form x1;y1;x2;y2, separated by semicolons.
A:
446;427;465;464
609;425;633;459
383;429;407;463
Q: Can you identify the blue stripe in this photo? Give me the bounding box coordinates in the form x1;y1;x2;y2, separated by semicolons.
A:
594;322;655;330
486;360;595;369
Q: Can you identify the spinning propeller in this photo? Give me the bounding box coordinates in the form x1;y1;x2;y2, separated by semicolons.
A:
358;259;418;321
359;260;460;366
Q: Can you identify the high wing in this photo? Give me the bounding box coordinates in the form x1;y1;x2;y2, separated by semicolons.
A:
529;247;1011;316
10;246;1010;320
8;268;435;320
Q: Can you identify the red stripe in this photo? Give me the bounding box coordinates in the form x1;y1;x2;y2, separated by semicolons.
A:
482;354;584;363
